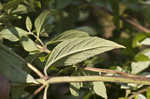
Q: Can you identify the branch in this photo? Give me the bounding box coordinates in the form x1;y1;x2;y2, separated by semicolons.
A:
27;63;45;78
43;76;150;85
84;67;138;77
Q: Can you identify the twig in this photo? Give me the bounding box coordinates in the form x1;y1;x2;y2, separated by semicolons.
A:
29;85;45;99
128;87;150;99
84;67;137;77
44;75;150;85
27;63;45;78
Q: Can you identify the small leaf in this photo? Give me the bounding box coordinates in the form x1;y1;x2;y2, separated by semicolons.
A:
47;29;90;45
26;16;32;31
44;37;124;74
132;33;147;48
131;61;150;74
0;27;31;41
141;38;150;45
93;82;107;99
0;43;36;84
135;49;150;61
34;10;50;36
21;37;38;52
69;82;83;96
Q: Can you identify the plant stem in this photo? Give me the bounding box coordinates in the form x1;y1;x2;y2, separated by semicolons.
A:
84;67;138;77
27;63;45;78
44;76;150;85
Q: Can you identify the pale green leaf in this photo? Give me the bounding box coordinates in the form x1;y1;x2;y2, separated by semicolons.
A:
26;16;32;31
21;37;38;52
0;44;35;84
34;10;50;36
69;82;83;96
131;61;150;74
44;37;124;74
141;38;150;45
132;33;146;48
0;27;31;41
47;30;90;45
93;82;107;99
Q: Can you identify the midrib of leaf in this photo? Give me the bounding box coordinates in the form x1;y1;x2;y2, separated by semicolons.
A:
44;45;122;74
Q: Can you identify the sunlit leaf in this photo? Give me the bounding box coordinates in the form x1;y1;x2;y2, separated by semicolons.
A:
131;61;150;74
44;37;124;74
93;82;107;99
26;16;32;31
0;27;31;42
69;82;83;96
21;37;38;52
47;30;90;45
34;10;50;36
141;38;150;45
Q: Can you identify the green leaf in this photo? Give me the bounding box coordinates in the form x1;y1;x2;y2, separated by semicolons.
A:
34;10;50;36
69;82;83;96
141;38;150;45
0;27;31;41
132;33;147;48
46;30;90;45
131;61;150;74
26;16;32;31
135;49;150;61
21;37;38;52
44;37;124;74
0;44;36;84
93;82;107;99
146;88;150;99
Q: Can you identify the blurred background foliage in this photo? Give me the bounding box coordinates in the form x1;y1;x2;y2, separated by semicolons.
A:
1;0;150;99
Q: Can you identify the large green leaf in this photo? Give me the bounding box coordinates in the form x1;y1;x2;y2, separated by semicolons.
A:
34;10;50;36
46;30;90;45
44;37;124;74
0;44;36;84
0;27;31;42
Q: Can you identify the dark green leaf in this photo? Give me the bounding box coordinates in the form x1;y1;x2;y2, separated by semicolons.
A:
0;43;36;84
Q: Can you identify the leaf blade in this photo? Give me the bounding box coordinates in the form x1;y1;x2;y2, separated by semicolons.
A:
44;37;124;74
